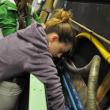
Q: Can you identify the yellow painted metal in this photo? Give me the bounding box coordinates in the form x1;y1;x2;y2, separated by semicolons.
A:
76;32;110;64
40;0;54;23
71;19;110;46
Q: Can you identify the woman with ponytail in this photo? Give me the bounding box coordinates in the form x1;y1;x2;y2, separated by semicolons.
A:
0;9;77;110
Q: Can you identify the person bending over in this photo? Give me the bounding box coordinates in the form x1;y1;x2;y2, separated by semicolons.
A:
0;9;76;110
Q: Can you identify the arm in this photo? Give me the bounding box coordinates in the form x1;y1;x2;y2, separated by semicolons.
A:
0;1;17;36
33;54;64;110
16;24;65;109
24;50;65;110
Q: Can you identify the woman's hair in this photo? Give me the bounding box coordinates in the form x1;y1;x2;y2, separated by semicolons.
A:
45;9;77;46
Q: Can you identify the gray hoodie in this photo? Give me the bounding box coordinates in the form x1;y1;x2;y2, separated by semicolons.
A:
0;23;65;110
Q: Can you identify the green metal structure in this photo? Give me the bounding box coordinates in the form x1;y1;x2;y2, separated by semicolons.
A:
29;74;47;110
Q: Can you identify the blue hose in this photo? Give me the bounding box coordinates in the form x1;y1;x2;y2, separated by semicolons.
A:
64;72;84;110
63;75;78;110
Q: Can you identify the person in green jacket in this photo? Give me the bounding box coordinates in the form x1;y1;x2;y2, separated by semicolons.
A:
0;0;41;36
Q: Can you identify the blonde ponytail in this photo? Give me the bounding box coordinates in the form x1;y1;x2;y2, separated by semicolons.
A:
45;9;73;28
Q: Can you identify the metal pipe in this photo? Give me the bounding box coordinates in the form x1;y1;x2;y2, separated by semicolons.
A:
87;55;101;110
40;0;55;23
76;32;110;64
64;55;101;110
70;19;110;46
64;59;91;74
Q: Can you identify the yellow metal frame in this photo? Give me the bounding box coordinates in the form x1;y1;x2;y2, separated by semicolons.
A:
76;32;110;64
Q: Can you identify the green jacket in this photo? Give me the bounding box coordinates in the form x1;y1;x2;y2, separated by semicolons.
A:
0;0;41;36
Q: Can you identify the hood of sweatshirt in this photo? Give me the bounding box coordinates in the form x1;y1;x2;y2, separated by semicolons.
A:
17;23;48;49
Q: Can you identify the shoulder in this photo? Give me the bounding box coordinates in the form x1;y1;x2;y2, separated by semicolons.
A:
0;0;17;11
